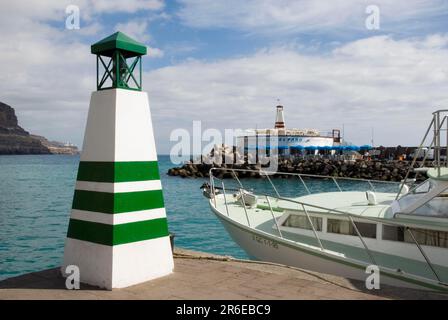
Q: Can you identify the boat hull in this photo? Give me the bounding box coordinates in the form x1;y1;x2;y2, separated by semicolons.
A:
211;205;443;292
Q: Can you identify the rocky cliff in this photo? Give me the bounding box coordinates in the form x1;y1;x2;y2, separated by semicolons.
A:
0;102;78;155
0;102;30;136
31;135;79;155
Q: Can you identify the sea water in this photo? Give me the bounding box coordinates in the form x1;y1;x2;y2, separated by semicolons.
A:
0;155;248;280
0;155;396;280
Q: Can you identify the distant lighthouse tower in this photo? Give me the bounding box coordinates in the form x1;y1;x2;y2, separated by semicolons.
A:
274;104;285;129
62;32;174;290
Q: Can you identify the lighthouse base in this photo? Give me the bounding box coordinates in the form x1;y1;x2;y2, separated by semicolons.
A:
62;237;174;290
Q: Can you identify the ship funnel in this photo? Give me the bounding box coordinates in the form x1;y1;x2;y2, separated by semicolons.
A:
275;105;285;129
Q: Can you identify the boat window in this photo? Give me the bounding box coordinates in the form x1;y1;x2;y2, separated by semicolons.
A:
327;219;376;239
383;225;448;248
382;225;405;241
282;214;322;231
405;228;448;248
412;180;432;194
396;180;448;218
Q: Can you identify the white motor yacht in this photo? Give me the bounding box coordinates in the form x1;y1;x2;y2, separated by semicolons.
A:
205;110;448;292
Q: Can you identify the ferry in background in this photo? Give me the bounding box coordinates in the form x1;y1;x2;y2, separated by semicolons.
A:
235;105;371;156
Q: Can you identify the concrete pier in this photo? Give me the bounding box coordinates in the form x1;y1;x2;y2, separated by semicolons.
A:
0;249;446;300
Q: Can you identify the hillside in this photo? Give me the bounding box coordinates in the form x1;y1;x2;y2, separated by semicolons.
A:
0;102;78;155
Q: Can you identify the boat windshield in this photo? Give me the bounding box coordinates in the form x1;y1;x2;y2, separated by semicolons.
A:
398;180;448;217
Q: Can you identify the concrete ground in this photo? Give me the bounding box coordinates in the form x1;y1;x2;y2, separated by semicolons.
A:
0;248;447;300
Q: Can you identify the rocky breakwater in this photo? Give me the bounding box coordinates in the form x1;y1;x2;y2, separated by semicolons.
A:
274;158;423;182
167;146;426;182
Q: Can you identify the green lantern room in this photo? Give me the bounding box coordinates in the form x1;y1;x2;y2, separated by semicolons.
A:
91;31;147;91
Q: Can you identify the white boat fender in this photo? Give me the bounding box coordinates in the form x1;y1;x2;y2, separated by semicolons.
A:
366;191;377;205
399;184;410;195
236;189;258;207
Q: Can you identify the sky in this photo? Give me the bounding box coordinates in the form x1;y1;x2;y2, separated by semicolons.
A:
0;0;448;154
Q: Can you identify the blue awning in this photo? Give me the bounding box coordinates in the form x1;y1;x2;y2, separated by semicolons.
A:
244;144;371;151
244;145;287;150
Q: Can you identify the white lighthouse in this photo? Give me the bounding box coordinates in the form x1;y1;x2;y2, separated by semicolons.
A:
62;32;174;290
274;105;285;129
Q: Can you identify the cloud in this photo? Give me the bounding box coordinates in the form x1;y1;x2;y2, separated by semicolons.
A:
114;20;164;58
91;0;164;13
177;0;448;35
0;0;446;154
145;34;448;152
0;1;168;146
115;20;151;42
0;2;94;146
0;0;164;21
147;47;165;58
164;42;200;56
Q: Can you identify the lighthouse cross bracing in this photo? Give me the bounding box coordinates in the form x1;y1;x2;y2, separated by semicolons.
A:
92;32;146;91
96;54;142;91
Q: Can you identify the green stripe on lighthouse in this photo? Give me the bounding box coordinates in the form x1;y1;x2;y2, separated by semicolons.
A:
67;218;169;245
72;189;165;213
77;161;160;183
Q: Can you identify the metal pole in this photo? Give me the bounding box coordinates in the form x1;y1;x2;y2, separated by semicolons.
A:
222;181;230;217
430;116;448;170
332;177;343;192
436;112;441;174
406;227;442;283
231;169;243;189
210;173;217;208
446;115;448;167
266;196;283;238
396;117;434;200
263;171;281;198
239;189;251;227
298;175;311;195
368;180;376;193
139;56;142;90
96;55;99;90
115;50;120;88
348;216;377;266
301;204;324;251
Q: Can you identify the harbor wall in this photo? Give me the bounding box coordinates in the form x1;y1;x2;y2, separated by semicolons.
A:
167;158;427;181
167;145;431;182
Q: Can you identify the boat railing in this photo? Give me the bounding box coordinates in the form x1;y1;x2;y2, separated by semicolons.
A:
208;167;447;287
210;167;399;196
396;110;448;200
